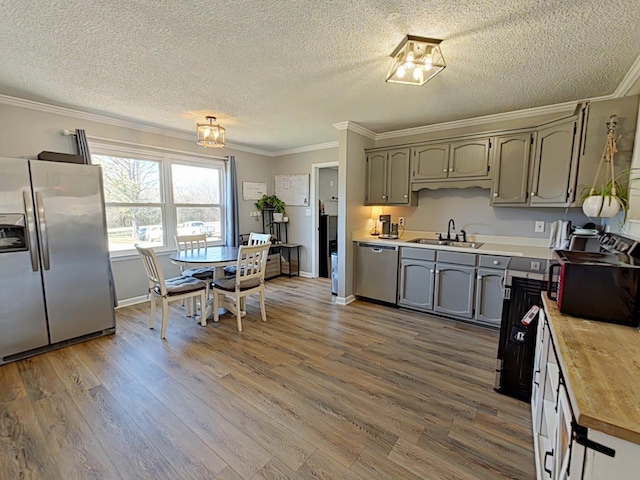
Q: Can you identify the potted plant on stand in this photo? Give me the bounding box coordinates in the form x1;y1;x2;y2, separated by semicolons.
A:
256;194;286;222
581;115;630;222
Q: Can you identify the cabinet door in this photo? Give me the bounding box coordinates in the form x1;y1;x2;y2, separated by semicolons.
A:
387;148;411;204
398;259;435;311
531;118;578;206
411;143;449;180
434;263;475;318
491;133;533;205
366;151;387;205
475;268;504;325
448;138;491;178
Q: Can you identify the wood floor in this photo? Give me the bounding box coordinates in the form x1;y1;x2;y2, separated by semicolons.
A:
0;277;535;479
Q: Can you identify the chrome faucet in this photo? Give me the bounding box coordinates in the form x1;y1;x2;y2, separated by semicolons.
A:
447;218;455;240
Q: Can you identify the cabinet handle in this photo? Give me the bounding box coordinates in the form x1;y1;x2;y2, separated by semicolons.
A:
531;192;537;197
435;270;440;275
493;260;499;265
477;274;483;280
403;194;408;198
493;192;499;197
449;168;454;172
533;368;540;387
382;195;387;199
442;168;448;173
543;449;554;476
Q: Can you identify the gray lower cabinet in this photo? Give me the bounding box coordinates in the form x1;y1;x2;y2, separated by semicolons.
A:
398;258;435;311
434;263;475;318
475;268;504;326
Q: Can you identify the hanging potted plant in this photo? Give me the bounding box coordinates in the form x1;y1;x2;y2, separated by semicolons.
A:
255;194;286;221
581;115;629;220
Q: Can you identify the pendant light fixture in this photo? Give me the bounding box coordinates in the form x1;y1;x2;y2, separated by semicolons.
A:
196;116;226;148
386;35;446;86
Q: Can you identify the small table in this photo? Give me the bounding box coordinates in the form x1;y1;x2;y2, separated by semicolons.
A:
278;243;301;277
170;246;241;320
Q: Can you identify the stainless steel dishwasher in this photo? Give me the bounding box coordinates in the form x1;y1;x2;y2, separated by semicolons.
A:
355;242;399;304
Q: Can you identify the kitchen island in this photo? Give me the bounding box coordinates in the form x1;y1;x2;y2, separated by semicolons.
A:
533;295;640;479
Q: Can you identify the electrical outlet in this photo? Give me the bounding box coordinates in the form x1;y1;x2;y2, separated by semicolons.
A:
530;261;541;271
399;217;405;227
534;221;545;233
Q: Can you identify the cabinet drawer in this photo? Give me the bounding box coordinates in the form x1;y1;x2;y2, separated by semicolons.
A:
436;251;476;266
478;255;509;269
400;247;436;261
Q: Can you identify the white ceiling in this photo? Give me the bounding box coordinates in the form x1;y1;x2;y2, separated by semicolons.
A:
1;0;639;152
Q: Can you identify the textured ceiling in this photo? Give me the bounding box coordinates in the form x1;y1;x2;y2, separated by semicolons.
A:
0;0;639;152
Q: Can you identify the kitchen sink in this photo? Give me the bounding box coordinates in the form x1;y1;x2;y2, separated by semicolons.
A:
408;238;483;249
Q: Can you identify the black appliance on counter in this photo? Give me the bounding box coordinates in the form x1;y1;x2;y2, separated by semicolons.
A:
548;236;640;327
319;215;337;278
495;257;549;402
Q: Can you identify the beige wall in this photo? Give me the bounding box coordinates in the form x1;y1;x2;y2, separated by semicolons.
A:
0;102;273;303
271;148;339;273
339;129;374;300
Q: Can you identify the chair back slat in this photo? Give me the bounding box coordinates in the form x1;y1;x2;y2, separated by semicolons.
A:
135;244;167;295
175;234;208;253
236;243;271;284
248;232;271;246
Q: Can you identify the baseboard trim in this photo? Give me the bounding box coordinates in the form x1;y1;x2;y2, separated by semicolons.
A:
116;295;149;309
335;295;356;306
299;271;313;278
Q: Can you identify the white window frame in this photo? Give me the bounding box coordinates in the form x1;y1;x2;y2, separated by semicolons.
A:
90;142;226;257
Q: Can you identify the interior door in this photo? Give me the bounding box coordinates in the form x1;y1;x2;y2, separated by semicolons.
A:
0;158;49;360
30;160;115;344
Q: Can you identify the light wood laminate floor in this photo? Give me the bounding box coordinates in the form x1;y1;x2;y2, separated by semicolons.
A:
0;277;535;479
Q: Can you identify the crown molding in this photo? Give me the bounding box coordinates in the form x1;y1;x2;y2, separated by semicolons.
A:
272;141;339;157
614;53;640;97
333;121;377;139
0;94;277;157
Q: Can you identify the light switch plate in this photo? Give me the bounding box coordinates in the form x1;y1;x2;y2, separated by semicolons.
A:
534;221;545;233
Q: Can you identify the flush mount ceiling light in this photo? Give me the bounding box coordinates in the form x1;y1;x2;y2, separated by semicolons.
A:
386;35;446;86
196;116;226;148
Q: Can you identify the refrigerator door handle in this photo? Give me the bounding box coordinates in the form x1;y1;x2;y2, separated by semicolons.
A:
23;191;39;272
35;191;51;271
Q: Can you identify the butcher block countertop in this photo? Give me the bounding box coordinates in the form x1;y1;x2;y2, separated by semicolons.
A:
542;295;640;444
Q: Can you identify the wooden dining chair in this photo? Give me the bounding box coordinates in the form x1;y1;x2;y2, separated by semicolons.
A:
224;232;272;276
212;242;271;332
135;244;208;339
174;233;216;313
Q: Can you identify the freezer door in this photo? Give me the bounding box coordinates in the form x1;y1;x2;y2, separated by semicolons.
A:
0;158;49;359
30;160;115;343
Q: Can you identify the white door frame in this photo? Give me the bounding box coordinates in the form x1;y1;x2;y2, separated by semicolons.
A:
310;161;339;278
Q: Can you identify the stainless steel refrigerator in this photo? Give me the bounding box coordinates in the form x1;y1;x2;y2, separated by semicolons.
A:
0;157;115;364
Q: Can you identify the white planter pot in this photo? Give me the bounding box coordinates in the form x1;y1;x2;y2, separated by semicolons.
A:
273;212;284;222
582;195;622;218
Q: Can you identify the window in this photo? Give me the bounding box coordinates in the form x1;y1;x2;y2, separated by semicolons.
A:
172;164;222;242
91;145;225;254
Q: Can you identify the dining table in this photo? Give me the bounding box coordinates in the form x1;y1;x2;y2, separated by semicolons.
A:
169;246;242;320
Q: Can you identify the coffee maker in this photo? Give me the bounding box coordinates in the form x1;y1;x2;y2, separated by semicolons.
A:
379;214;399;239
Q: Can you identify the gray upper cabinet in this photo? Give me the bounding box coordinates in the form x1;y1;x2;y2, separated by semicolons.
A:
434;263;475;318
365;148;415;205
491;133;534;205
475;267;504;326
449;138;491;179
411;143;449;181
530;117;579;206
411;137;491;183
398;258;435;311
366;151;387;204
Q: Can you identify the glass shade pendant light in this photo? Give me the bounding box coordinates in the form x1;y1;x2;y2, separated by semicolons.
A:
196;116;226;148
386;35;446;86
